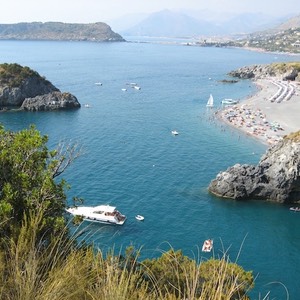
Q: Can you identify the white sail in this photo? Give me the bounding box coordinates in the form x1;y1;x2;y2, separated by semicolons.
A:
206;94;214;107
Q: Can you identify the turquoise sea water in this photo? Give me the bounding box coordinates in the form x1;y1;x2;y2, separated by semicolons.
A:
1;40;300;298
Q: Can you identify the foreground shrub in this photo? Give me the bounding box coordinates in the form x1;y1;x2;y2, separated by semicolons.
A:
141;248;254;300
0;124;255;299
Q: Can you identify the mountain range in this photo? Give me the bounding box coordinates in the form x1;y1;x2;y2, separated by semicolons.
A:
0;12;299;43
111;9;295;37
262;13;300;33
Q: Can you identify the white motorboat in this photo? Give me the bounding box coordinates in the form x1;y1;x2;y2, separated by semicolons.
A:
66;204;126;225
133;86;141;90
290;207;300;212
95;82;102;86
221;99;239;105
171;130;179;135
135;215;144;221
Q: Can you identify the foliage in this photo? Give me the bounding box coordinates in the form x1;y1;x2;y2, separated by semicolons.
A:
141;248;254;300
0;213;153;300
0;63;50;88
0;221;255;300
0;22;124;42
284;130;300;142
0;125;257;300
244;28;300;53
199;258;254;300
0;124;80;246
72;215;84;225
142;249;196;297
271;62;300;73
207;27;300;54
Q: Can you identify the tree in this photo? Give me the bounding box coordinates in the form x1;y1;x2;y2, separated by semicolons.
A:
0;124;80;246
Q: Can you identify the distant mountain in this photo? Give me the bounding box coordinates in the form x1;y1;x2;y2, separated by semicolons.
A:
120;10;219;37
0;22;125;42
109;13;149;33
118;9;290;37
220;13;285;34
243;14;300;53
271;14;300;31
209;14;300;54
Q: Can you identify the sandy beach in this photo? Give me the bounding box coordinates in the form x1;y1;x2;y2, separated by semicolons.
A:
217;78;300;145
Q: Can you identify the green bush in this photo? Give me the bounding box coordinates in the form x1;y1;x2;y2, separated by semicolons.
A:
0;63;48;87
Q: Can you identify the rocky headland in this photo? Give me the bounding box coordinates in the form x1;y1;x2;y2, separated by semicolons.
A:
0;63;80;111
208;131;300;203
0;22;125;42
228;62;300;81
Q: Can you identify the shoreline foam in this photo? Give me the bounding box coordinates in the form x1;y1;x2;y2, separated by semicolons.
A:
217;78;300;145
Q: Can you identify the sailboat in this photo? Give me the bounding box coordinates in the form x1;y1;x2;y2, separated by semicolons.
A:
206;94;214;107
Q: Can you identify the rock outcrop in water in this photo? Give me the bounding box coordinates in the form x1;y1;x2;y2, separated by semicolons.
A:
228;62;300;81
208;131;300;203
0;63;80;111
21;92;80;111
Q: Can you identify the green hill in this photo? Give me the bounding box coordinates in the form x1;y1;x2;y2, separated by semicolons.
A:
0;22;125;42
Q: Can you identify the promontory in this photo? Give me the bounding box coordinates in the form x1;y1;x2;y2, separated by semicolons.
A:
0;22;125;42
209;62;300;203
208;131;300;203
0;63;80;111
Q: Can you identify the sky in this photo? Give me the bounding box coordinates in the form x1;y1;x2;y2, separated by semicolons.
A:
0;0;299;24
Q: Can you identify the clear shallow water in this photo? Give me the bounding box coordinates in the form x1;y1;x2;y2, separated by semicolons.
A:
1;40;300;298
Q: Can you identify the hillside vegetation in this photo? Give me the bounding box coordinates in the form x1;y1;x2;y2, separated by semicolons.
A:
285;130;300;142
234;14;300;53
0;63;50;88
0;125;256;300
197;14;300;54
0;22;125;42
271;62;300;73
244;27;300;53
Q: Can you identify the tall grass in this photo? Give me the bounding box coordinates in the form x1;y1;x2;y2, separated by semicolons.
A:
0;210;259;300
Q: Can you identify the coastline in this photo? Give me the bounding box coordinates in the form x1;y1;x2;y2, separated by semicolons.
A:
216;78;300;145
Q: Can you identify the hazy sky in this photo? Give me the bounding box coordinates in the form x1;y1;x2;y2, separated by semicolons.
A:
1;0;299;24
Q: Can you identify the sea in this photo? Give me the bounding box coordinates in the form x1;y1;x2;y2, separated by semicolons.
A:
1;38;300;299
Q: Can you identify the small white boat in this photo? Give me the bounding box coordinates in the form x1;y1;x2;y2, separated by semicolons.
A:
202;239;213;252
133;86;141;90
84;104;91;108
95;82;102;86
121;88;127;91
290;207;300;212
171;130;179;135
222;99;239;105
135;215;144;221
66;204;126;225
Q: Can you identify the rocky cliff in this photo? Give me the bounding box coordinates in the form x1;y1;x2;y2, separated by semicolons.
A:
208;131;300;203
0;22;125;42
228;62;300;81
21;92;80;111
0;63;80;111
